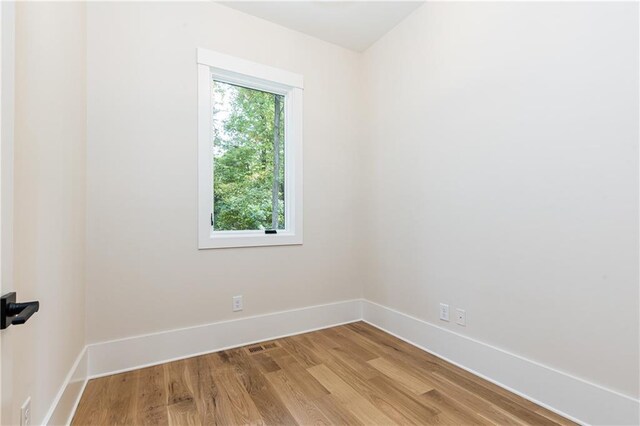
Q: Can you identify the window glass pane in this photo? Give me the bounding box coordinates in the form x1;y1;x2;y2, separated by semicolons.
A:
211;79;285;231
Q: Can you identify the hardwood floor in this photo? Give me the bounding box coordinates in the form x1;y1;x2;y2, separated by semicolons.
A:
72;322;574;425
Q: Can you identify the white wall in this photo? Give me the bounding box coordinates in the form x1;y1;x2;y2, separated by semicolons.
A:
362;1;639;399
11;2;86;424
85;2;364;343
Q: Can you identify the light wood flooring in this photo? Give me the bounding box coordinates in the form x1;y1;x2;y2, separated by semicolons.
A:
72;322;574;425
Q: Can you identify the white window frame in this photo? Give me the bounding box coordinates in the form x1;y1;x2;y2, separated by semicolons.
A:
197;48;303;249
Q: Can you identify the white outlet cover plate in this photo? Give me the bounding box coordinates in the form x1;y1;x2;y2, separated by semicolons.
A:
20;397;31;426
232;295;243;312
456;308;466;326
439;303;449;321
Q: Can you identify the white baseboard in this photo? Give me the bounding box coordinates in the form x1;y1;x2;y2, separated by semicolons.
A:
87;299;363;378
362;300;640;426
48;298;639;426
42;347;88;426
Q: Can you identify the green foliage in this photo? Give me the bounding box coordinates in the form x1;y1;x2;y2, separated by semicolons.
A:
212;81;285;231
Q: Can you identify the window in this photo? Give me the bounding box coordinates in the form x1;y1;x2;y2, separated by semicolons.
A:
198;49;303;249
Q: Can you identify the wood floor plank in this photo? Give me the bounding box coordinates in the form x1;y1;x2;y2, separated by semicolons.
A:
328;345;380;380
308;363;396;425
346;322;444;373
72;322;575;426
71;378;110;425
303;332;342;364
535;408;578;426
313;394;365;426
433;366;560;425
366;375;442;425
319;348;423;425
252;352;282;374
264;369;331;425
427;371;527;426
281;362;330;400
165;359;200;426
105;370;139;425
322;327;379;362
424;388;499;425
265;347;298;369
307;363;368;403
368;357;435;394
189;354;218;425
225;349;298;425
278;335;324;369
135;365;169;426
211;353;265;426
349;322;568;424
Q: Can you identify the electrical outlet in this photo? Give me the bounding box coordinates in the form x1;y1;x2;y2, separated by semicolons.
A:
20;397;31;426
232;295;243;312
439;303;449;321
456;308;466;326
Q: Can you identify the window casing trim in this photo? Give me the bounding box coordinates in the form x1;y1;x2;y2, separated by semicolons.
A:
197;48;303;249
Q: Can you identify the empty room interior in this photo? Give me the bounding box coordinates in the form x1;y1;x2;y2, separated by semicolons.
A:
0;1;638;425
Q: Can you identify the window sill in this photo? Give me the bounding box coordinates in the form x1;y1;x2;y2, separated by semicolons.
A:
198;231;302;249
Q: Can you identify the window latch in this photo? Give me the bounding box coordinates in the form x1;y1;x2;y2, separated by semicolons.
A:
265;230;277;234
211;213;214;227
